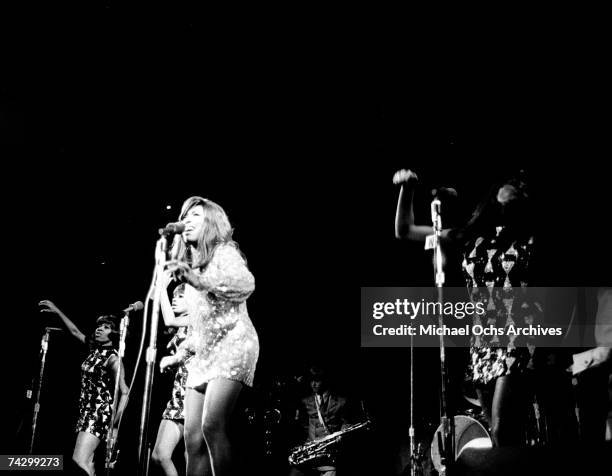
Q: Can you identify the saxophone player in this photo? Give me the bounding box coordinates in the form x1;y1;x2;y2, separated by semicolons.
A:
289;366;353;476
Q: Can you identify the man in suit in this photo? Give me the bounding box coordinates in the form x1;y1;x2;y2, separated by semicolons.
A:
289;367;353;476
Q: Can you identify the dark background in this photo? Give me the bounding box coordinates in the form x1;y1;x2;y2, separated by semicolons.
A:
2;3;610;475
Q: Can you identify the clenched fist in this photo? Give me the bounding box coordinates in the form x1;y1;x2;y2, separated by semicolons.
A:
393;169;419;185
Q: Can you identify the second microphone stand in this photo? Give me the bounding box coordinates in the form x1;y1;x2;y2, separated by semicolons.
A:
105;308;134;474
137;235;167;475
430;197;454;475
29;328;54;454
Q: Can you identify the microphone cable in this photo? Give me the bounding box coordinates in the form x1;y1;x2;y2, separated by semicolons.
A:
111;257;159;449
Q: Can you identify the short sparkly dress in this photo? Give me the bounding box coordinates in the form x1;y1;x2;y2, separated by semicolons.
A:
184;242;259;388
162;326;192;421
462;225;541;385
75;344;117;440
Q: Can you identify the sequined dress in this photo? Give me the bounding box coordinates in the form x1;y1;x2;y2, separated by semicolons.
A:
461;225;540;385
162;326;192;420
183;242;259;388
75;345;117;440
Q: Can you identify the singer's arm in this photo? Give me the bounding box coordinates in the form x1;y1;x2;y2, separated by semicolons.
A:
39;300;86;344
160;337;195;373
393;169;451;242
196;243;255;301
166;244;254;302
158;272;191;328
160;293;191;327
107;355;129;425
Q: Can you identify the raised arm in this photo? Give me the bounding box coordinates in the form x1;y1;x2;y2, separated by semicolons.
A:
393;169;452;243
39;300;86;344
157;271;192;328
160;293;191;327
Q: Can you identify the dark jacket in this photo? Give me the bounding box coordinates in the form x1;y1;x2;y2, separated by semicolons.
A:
297;391;350;442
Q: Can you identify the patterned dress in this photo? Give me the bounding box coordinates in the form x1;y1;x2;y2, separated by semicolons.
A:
162;326;191;421
462;225;540;385
183;242;259;388
75;345;117;440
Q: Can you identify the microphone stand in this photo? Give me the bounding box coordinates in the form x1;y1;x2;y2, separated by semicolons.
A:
105;308;133;474
29;328;52;454
430;197;454;475
408;326;422;476
138;236;167;475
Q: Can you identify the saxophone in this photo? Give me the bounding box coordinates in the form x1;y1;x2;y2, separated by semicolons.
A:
288;420;370;466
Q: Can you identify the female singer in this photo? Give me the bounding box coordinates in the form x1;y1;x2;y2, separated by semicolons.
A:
393;169;538;447
160;196;259;476
38;300;128;475
151;282;193;476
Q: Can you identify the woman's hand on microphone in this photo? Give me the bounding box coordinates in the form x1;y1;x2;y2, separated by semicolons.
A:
393;169;419;185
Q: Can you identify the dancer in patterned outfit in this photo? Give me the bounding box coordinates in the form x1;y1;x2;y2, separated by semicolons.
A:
462;228;539;385
160;196;259;476
38;300;128;476
152;283;193;476
394;169;537;446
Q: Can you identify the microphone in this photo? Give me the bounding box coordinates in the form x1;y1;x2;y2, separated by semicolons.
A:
431;187;458;198
159;222;185;236
123;301;144;313
431;198;441;229
41;328;61;351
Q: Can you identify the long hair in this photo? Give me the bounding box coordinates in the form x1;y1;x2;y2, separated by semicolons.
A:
452;170;535;248
170;196;234;269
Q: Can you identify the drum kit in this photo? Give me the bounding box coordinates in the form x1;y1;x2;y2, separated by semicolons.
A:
406;385;547;475
399;395;492;476
429;412;491;473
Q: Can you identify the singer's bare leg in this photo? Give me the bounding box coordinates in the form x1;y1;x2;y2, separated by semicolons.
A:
152;419;184;476
490;375;524;447
72;431;101;476
184;387;212;476
201;378;242;476
476;385;493;430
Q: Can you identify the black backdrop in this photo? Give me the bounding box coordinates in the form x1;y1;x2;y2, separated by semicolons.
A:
2;4;610;475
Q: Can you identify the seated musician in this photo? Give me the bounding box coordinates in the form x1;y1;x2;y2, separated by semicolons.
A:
289;366;353;476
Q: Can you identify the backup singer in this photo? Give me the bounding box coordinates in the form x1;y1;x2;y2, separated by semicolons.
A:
38;300;128;476
394;169;538;446
160;196;259;476
151;282;193;476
